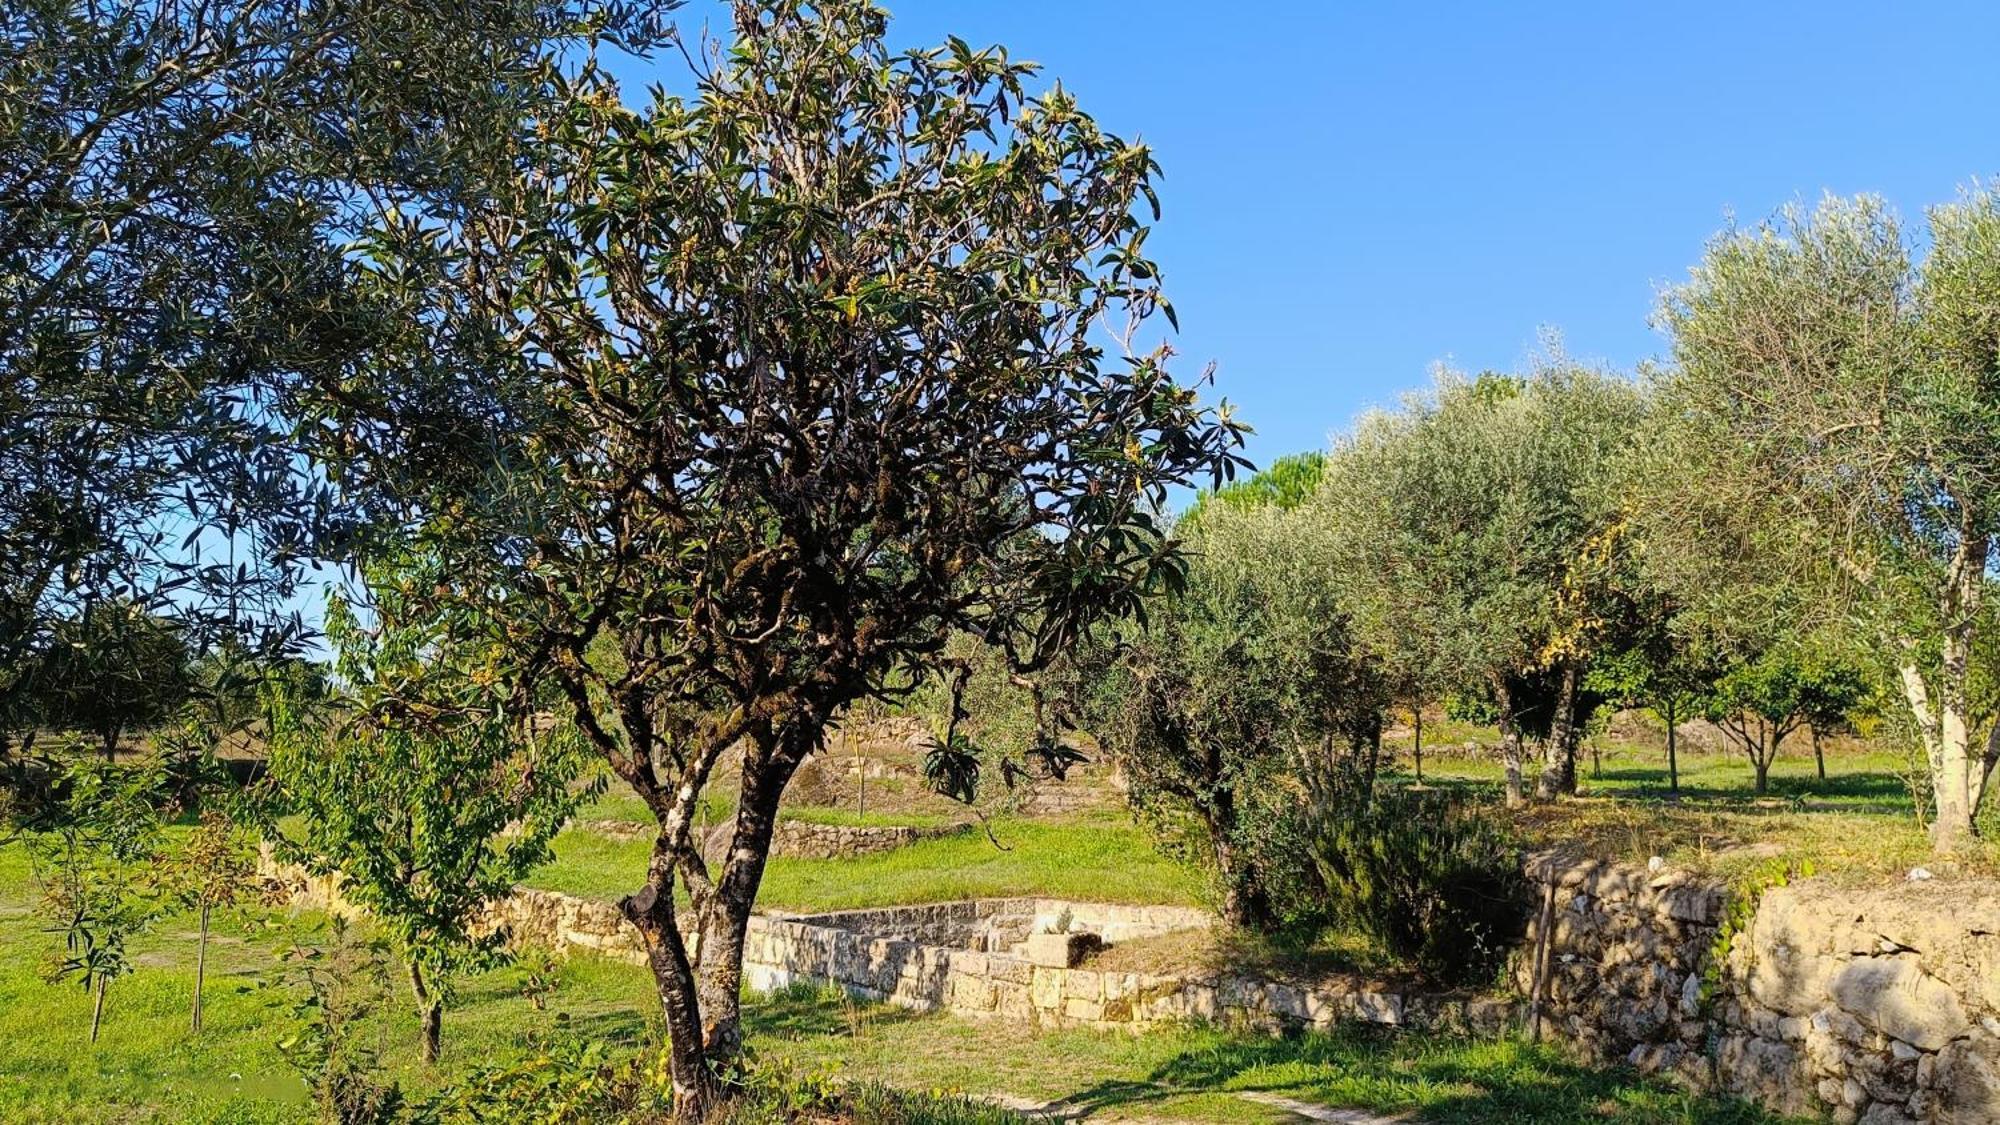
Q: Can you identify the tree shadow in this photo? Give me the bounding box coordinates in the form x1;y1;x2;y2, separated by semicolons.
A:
1060;1026;1786;1124
742;981;926;1040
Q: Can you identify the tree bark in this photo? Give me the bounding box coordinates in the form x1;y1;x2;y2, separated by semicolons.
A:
408;962;441;1065
626;838;716;1120
1206;792;1272;932
193;904;209;1033
1662;696;1679;793
688;729;812;1075
1811;725;1826;780
1537;663;1580;801
1495;678;1525;808
90;976;106;1043
1412;705;1423;785
1894;526;1991;853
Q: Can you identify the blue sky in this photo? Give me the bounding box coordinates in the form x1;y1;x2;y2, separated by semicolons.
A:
618;1;2000;472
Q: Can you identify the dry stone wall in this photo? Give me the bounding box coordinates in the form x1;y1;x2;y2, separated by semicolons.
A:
766;820;967;860
739;898;1514;1036
1520;852;2000;1124
266;841;2000;1122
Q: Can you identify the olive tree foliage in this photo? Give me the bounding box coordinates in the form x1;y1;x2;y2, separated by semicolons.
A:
264;578;597;1066
1648;192;2000;851
0;0;675;749
1311;365;1645;807
1081;501;1382;932
301;2;1246;1112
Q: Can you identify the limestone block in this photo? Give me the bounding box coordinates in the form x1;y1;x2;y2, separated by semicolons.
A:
1856;1104;1915;1125
1827;956;1969;1051
1064;969;1103;1002
1065;996;1104;1022
1023;931;1099;968
989;955;1031;985
1030;967;1063;1011
1933;1032;2000;1124
1354;991;1403;1026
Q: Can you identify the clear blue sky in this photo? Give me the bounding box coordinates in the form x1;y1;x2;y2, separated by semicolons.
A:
620;1;2000;472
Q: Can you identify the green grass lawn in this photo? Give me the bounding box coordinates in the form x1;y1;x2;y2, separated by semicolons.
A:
748;982;1789;1124
0;836;1795;1124
527;813;1203;911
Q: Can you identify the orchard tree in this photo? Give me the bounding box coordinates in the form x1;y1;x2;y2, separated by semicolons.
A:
1699;647;1814;794
265;582;597;1065
1654;192;2000;851
1584;621;1723;794
1797;651;1870;782
154;809;255;1033
1314;365;1643;806
1081;503;1380;931
298;2;1245;1112
37;601;193;760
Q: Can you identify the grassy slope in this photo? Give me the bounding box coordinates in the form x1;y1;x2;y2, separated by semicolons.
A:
0;836;1794;1124
526;813;1203;911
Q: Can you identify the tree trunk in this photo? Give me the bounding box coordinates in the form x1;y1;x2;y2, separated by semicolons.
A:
689;728;812;1082
1896;526;1992;854
1537;663;1580;801
192;904;209;1033
408;962;441;1065
90;976;105;1043
626;839;717;1120
1495;679;1525;808
1664;696;1679;793
1412;706;1423;785
1753;755;1770;795
102;727;119;763
1206;795;1272;932
1811;725;1826;780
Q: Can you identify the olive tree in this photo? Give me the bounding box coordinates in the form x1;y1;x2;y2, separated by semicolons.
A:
1653;192;2000;851
1;0;675;748
1081;499;1382;931
305;2;1244;1113
36;601;193;760
1313;366;1643;806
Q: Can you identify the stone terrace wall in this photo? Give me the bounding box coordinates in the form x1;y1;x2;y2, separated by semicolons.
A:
1521;853;2000;1124
800;899;1214;949
767;820;967;860
742;900;1514;1036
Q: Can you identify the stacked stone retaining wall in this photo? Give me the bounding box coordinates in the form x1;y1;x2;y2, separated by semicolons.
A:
1520;852;2000;1124
264;844;2000;1121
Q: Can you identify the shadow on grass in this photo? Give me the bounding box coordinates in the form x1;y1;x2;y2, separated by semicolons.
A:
1062;1026;1785;1125
745;982;927;1040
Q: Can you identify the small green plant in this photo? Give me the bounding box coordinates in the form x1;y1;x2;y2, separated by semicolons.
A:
1700;856;1816;1005
271;916;412;1124
153;808;257;1032
1306;782;1531;986
513;945;561;1012
22;759;163;1043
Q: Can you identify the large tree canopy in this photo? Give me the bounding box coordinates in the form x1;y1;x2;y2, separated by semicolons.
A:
1650;192;2000;851
1;0;672;739
1311;365;1644;806
305;1;1245;1114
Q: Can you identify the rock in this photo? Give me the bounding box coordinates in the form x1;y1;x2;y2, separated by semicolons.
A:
1827;956;1969;1051
1022;931;1099;968
1907;867;1933;882
1858;1104;1915;1125
1933;1033;2000;1124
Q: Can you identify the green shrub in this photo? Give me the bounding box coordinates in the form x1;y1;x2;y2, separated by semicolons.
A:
1305;783;1529;987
